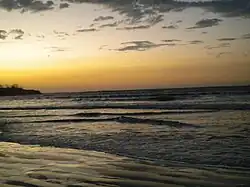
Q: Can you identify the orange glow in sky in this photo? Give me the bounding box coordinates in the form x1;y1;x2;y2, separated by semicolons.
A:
0;1;250;92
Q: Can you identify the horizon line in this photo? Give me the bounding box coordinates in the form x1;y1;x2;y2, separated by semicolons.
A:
41;83;250;94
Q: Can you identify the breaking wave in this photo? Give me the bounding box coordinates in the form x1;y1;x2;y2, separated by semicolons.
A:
0;103;250;110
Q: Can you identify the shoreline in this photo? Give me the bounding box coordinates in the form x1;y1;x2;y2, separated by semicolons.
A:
1;141;249;187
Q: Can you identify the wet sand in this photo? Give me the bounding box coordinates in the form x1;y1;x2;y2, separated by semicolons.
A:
1;142;250;187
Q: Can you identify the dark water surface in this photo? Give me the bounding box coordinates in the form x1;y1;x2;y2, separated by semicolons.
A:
1;86;250;186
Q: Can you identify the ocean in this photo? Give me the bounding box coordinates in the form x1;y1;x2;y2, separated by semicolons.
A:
0;85;250;187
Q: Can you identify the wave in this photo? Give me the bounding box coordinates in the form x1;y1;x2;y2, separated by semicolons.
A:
72;110;217;117
116;116;200;128
72;94;178;102
2;114;57;118
8;116;200;128
0;103;250;111
0;110;218;120
25;117;117;123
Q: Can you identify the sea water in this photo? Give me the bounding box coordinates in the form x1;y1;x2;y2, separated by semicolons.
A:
1;86;250;186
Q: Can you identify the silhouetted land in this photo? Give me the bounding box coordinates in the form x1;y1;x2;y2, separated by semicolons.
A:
0;85;41;96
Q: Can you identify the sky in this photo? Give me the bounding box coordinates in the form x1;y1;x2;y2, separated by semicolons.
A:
0;0;250;92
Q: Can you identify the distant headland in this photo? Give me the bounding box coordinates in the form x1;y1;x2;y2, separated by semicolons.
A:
0;84;41;96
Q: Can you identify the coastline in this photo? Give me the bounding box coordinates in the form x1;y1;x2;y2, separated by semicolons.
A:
0;87;41;96
1;142;249;187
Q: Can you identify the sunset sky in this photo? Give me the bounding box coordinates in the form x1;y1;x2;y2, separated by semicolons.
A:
0;0;250;92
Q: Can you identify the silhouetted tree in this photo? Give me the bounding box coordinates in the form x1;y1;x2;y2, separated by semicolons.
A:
11;84;19;88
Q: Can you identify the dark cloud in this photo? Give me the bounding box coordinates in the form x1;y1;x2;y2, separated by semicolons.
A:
179;0;250;18
59;1;165;26
0;0;54;12
1;0;249;21
187;18;223;29
117;25;150;31
77;28;98;32
162;25;178;29
54;30;69;36
89;23;98;27
9;29;24;35
99;44;108;50
61;0;89;3
197;0;250;18
242;33;250;39
8;29;25;40
29;0;54;12
162;39;181;43
0;30;7;34
59;3;69;9
110;4;157;25
14;35;23;40
205;43;231;50
161;39;184;47
53;30;69;40
114;40;167;52
0;29;26;40
94;16;114;22
189;40;204;45
0;30;7;40
0;34;7;40
220;43;231;48
147;14;164;26
99;22;118;28
217;37;237;41
0;0;18;11
216;52;231;58
57;0;250;23
90;1;249;18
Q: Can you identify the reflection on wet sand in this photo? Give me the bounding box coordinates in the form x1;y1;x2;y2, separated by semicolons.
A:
1;142;250;187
